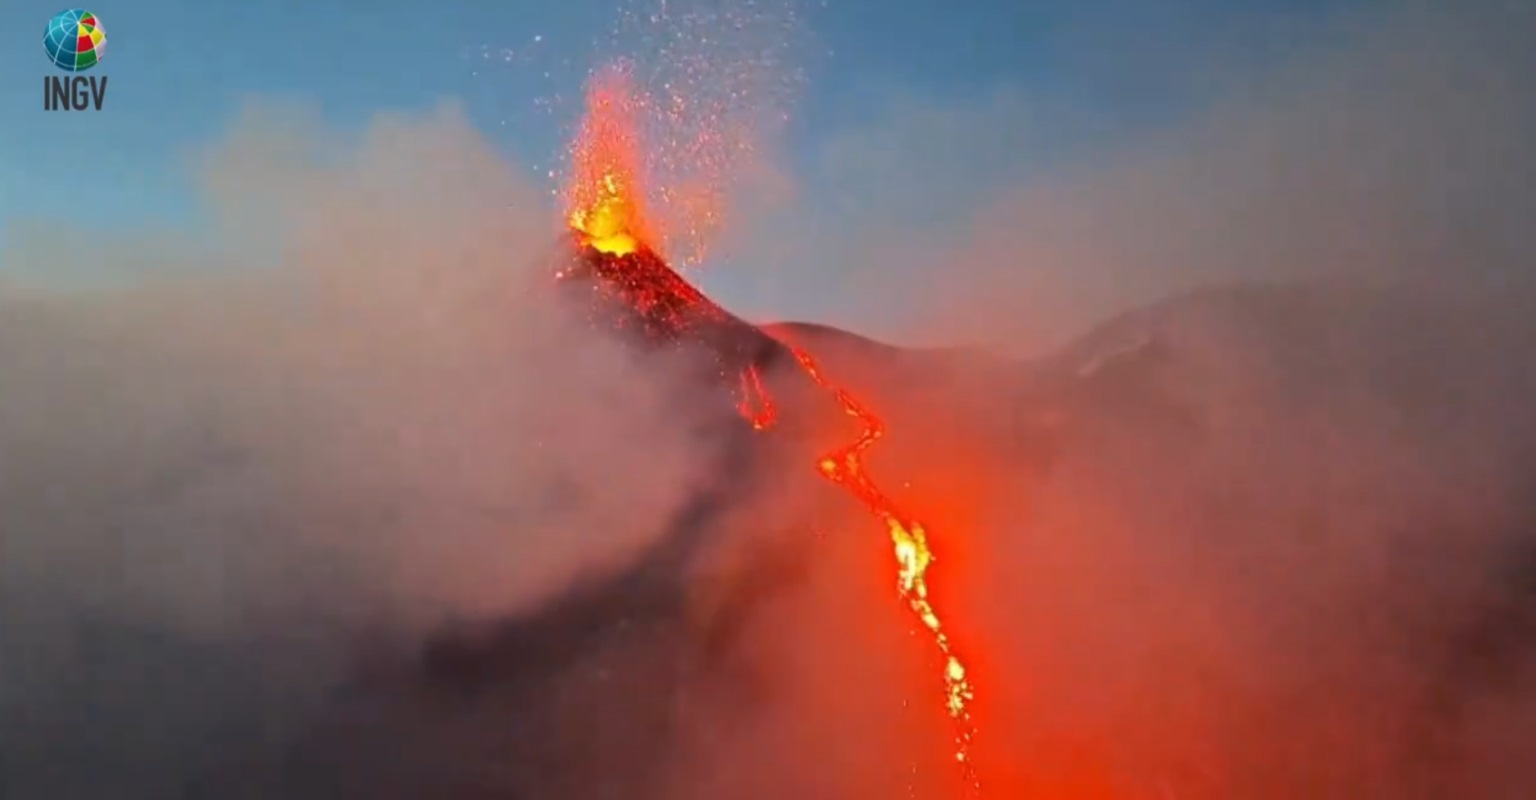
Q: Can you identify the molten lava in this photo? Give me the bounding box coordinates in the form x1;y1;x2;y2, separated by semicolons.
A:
785;344;980;792
559;66;981;796
565;66;649;257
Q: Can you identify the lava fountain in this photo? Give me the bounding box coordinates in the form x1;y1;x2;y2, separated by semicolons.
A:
556;65;982;796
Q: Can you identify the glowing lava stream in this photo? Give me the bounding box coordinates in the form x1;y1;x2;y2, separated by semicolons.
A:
562;65;981;796
773;344;982;795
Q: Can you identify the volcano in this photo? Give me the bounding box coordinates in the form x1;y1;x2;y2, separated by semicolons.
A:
483;64;986;786
553;233;789;373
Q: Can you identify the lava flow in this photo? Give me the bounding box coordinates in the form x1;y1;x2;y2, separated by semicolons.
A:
558;66;981;796
785;343;980;792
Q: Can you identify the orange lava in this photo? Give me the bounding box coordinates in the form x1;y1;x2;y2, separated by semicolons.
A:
736;365;778;431
776;342;982;796
562;66;982;797
565;65;651;256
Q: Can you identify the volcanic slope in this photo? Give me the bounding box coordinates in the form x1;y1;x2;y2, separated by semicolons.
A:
7;280;1536;798
281;281;1536;799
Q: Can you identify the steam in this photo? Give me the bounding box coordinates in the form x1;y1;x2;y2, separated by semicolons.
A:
1;102;756;797
4;0;1536;798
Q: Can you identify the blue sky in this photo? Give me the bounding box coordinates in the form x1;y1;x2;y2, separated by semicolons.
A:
0;0;1369;220
0;0;1410;331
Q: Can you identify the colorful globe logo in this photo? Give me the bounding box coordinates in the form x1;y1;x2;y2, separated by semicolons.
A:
44;9;107;72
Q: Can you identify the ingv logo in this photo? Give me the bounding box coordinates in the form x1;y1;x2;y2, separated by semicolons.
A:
42;9;110;111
